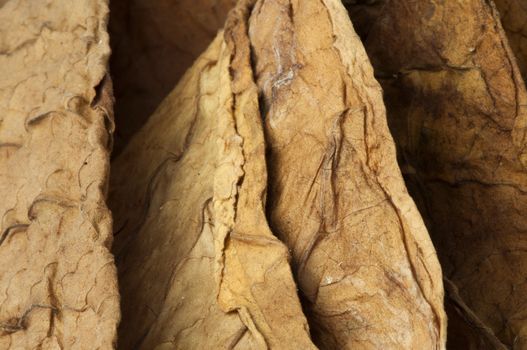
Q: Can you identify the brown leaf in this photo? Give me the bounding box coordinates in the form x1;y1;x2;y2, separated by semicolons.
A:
0;0;119;348
348;0;527;346
246;0;447;348
494;0;527;82
108;4;316;348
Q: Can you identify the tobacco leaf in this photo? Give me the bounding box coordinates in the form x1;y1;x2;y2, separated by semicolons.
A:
444;279;508;350
494;0;527;82
109;0;237;155
244;0;447;348
0;0;119;348
108;4;316;348
347;0;527;347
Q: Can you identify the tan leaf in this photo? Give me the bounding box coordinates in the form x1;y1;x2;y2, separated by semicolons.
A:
109;5;316;348
0;0;119;348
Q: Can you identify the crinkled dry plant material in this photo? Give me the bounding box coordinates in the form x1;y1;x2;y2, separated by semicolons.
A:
0;0;119;348
444;278;508;350
347;0;527;347
109;0;237;155
494;0;527;81
109;9;316;349
244;0;446;348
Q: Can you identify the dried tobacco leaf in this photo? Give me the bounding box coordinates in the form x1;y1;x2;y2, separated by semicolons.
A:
0;0;119;348
494;0;527;81
242;0;447;348
347;0;527;346
108;6;316;348
109;0;237;155
444;279;508;350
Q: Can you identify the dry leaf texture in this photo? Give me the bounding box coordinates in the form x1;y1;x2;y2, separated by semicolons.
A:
494;0;527;81
244;0;447;348
0;0;119;348
348;0;527;347
109;0;237;155
444;278;508;350
109;6;316;348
